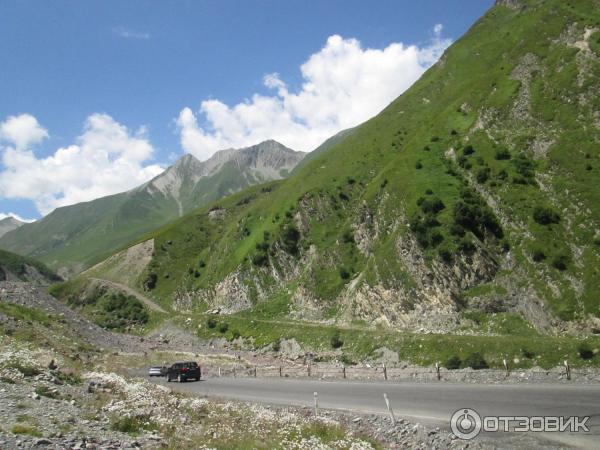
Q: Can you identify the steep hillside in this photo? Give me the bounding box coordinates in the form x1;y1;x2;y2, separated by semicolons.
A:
67;0;600;338
0;217;24;238
0;249;61;284
0;141;304;276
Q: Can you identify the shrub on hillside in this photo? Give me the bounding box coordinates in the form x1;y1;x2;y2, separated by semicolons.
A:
578;343;594;360
453;187;503;240
207;317;217;329
330;331;344;349
462;352;489;370
551;254;569;271
533;206;560;225
495;149;511;160
463;145;475;155
532;249;546;262
144;273;157;290
445;355;461;370
218;322;229;333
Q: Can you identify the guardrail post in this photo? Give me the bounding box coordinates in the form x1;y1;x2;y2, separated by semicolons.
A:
383;393;395;425
564;360;571;380
218;367;221;377
314;392;318;417
383;363;388;381
343;365;346;379
503;358;509;376
435;362;440;381
279;366;282;377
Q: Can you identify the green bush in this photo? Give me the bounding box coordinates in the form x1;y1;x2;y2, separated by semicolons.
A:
462;352;489;370
339;268;351;280
463;145;475;155
281;225;301;255
551;254;569;271
207;317;217;329
445;355;461;370
476;167;490;183
494;149;511;160
415;160;423;169
577;343;594;360
533;206;560;225
218;322;229;333
143;273;157;290
453;187;503;240
330;331;344;349
94;293;149;330
532;249;546;262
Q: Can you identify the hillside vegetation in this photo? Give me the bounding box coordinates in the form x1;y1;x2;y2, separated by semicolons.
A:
60;0;600;349
0;250;61;284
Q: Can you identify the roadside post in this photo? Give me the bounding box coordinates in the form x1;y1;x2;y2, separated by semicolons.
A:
279;366;282;377
313;392;319;417
564;360;571;380
233;365;236;378
503;358;509;377
343;365;346;379
254;366;257;377
383;363;388;381
218;367;221;377
383;393;395;425
435;362;440;381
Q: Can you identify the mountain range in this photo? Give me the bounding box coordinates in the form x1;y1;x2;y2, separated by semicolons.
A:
0;140;304;276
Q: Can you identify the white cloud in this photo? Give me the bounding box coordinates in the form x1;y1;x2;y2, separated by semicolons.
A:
0;114;164;215
0;114;49;150
177;25;451;160
0;212;35;223
113;26;150;40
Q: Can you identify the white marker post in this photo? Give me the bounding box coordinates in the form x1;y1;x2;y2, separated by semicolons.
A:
383;393;396;426
503;358;509;376
313;391;319;417
564;360;571;381
435;362;440;381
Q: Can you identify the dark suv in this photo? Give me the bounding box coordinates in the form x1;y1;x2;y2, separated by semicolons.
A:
166;361;201;382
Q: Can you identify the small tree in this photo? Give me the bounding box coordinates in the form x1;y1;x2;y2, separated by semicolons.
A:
533;206;561;225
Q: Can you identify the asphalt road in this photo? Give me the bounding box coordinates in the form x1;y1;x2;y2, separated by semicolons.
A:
151;376;600;448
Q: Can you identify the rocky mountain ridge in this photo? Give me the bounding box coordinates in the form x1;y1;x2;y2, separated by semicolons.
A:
0;141;304;276
0;217;25;238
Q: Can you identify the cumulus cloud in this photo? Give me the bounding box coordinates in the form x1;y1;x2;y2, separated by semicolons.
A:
113;26;150;40
177;26;451;160
0;212;35;223
0;114;164;215
0;114;49;150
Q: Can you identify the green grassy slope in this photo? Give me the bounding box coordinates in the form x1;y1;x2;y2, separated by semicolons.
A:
65;0;600;341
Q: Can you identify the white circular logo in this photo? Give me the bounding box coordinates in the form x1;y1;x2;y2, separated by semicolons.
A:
450;408;482;440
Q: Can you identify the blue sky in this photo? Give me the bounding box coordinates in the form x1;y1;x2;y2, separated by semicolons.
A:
0;0;493;220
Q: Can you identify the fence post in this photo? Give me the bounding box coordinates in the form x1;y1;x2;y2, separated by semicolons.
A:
503;358;509;377
383;363;388;381
314;392;319;417
435;362;440;381
343;365;346;379
383;393;396;425
564;360;571;381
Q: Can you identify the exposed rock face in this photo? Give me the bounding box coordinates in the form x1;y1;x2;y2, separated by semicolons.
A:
495;0;522;9
0;217;25;238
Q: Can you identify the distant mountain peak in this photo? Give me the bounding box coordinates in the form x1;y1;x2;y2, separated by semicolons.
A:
0;216;26;238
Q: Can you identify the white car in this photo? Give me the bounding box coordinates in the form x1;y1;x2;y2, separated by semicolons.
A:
148;366;166;377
